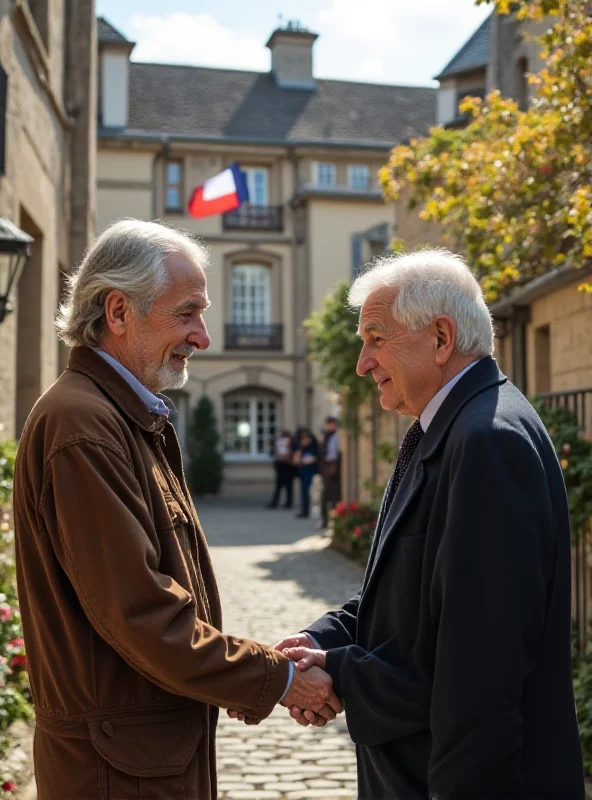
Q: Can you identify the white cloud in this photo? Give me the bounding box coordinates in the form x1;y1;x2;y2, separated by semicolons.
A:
126;1;492;86
314;0;491;84
318;0;487;42
358;58;387;82
130;12;269;72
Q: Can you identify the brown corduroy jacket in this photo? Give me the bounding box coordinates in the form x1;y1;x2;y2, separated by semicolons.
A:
13;346;289;800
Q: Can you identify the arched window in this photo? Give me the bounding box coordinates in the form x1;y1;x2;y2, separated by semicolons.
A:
231;264;271;326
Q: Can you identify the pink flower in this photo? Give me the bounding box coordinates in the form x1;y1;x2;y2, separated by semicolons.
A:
349;501;359;512
8;638;24;649
2;782;16;792
334;502;347;516
0;604;11;622
9;654;26;670
353;526;362;539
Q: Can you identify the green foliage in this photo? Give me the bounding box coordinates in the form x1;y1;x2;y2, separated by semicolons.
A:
0;441;33;778
186;396;224;495
304;280;376;423
331;501;378;565
362;439;399;502
573;644;592;776
530;400;592;535
529;401;592;773
383;0;592;301
0;441;16;507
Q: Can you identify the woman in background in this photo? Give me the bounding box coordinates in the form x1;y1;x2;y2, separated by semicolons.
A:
294;428;319;519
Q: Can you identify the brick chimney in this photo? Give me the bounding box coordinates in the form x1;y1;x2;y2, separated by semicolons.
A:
266;21;318;90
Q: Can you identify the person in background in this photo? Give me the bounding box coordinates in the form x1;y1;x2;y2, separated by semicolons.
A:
320;416;341;532
267;429;294;509
294;429;319;519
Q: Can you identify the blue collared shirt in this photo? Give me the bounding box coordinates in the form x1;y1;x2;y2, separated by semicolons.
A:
94;349;170;417
94;348;294;699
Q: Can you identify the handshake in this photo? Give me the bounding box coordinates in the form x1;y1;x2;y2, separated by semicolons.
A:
228;633;343;727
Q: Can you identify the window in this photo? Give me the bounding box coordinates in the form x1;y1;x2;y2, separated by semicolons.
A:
165;160;183;211
244;168;269;206
223;395;280;458
314;162;336;188
348;165;371;191
231;264;271;326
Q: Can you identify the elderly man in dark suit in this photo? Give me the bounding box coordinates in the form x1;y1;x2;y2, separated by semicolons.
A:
276;249;585;799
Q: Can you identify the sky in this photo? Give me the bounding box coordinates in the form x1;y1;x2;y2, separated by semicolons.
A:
95;0;492;87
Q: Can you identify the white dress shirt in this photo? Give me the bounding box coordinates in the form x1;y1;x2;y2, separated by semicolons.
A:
419;359;481;432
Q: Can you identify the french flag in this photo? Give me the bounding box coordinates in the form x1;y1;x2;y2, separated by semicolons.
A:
188;162;249;219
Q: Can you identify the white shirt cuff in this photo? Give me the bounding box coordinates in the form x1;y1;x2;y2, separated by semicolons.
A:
279;660;295;701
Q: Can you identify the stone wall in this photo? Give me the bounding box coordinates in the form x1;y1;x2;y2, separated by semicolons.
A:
0;0;95;439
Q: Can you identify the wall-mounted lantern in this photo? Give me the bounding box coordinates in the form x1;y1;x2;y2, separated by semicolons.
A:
0;217;33;325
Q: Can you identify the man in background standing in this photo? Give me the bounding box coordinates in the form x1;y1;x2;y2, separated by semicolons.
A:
320;417;341;532
267;429;295;509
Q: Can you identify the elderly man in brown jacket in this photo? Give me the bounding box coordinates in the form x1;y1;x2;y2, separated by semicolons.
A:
13;220;341;800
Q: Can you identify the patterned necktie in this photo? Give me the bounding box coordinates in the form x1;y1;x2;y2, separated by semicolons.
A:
391;419;424;496
371;419;425;566
378;420;425;527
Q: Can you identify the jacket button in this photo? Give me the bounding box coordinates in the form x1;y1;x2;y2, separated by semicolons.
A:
101;721;114;737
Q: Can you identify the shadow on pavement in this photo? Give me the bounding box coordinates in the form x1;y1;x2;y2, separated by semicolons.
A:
255;545;364;608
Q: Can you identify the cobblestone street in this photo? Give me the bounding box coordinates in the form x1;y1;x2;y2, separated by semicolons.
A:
197;495;364;800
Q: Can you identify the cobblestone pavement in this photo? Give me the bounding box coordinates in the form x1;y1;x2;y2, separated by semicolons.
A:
197;494;364;800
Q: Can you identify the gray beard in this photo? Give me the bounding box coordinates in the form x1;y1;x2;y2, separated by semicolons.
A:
150;359;189;392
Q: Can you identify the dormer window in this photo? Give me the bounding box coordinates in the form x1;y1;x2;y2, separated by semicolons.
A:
165;161;183;212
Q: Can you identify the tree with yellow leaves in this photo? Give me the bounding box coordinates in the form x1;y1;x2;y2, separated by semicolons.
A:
381;0;592;302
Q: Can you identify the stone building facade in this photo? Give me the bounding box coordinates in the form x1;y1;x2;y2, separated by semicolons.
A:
96;17;436;490
0;0;96;440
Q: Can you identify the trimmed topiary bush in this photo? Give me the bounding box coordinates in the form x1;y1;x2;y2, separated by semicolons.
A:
186;396;224;495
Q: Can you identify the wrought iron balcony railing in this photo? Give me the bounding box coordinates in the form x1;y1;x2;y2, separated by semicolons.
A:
223;204;284;232
224;324;283;351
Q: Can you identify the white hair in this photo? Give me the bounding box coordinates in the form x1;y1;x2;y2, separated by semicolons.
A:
56;219;209;348
349;248;494;358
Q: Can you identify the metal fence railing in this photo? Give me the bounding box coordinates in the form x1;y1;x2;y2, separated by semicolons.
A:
536;388;592;656
536;388;592;436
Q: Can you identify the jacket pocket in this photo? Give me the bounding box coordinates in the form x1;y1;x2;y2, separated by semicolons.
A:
88;705;202;778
